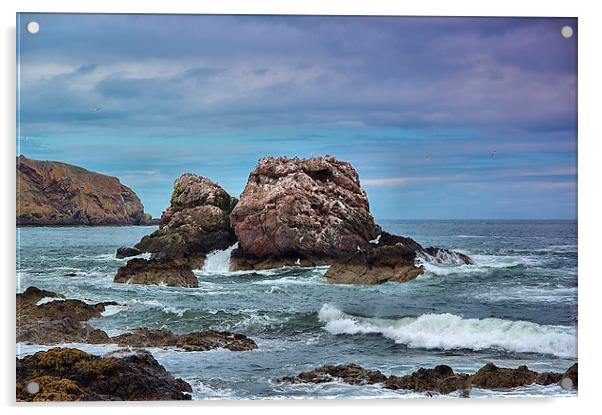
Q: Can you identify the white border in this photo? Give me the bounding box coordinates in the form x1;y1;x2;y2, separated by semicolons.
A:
2;1;601;414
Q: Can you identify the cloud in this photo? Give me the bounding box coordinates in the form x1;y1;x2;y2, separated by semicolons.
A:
16;14;577;219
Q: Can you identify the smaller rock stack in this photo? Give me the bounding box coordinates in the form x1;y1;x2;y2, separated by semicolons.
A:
114;173;237;287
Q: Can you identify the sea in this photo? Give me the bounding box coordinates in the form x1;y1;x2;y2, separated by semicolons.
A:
16;220;578;399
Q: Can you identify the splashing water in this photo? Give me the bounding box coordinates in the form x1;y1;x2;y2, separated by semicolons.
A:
202;243;239;273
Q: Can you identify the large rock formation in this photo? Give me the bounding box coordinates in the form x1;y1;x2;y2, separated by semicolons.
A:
231;156;381;259
282;362;577;396
17;287;257;351
16;348;192;401
114;173;238;286
230;156;472;284
17;155;153;226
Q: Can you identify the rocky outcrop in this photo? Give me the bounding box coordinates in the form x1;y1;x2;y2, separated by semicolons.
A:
115;246;142;259
114;173;237;286
17;287;257;352
282;362;577;396
16;347;192;401
230;156;472;284
469;363;571;389
111;328;257;352
231;156;381;260
17;155;153;226
17;287;114;344
281;363;386;385
114;258;198;287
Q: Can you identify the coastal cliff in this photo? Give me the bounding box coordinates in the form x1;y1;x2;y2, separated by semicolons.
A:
17;156;153;226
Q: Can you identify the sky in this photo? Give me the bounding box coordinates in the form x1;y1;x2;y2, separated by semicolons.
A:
16;14;577;220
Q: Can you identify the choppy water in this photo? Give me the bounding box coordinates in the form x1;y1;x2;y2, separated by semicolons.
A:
16;220;578;399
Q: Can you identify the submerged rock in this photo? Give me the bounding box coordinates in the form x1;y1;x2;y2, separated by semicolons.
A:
17;155;152;226
282;363;386;385
16;347;192;401
115;173;237;286
114;258;198;288
230;156;472;284
282;362;577;396
111;327;257;352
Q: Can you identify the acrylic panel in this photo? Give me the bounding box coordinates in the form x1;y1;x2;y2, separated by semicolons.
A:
16;13;578;401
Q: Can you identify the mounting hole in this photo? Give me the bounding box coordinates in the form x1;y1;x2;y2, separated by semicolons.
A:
26;381;40;394
560;377;573;390
26;21;39;34
560;25;573;39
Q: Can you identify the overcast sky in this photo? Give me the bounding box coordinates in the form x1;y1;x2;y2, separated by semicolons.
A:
17;14;577;219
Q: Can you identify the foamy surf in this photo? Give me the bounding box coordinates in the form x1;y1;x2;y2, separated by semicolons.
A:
201;243;238;273
318;304;576;358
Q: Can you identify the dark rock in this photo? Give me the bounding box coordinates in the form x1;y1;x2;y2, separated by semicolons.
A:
282;362;576;395
113;258;198;288
562;363;578;389
385;365;471;395
17;155;150;226
64;272;77;277
16;347;191;401
282;364;387;385
110;327;257;352
116;246;142;259
17;287;116;345
324;238;425;284
470;363;540;389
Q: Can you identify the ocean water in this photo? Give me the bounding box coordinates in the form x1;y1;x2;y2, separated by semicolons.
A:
16;220;578;399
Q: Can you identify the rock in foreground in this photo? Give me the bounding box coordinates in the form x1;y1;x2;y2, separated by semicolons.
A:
283;362;577;396
17;287;115;345
17;156;152;226
17;287;257;353
16;348;192;401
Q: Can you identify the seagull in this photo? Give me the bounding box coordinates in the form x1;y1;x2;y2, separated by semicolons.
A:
93;105;102;112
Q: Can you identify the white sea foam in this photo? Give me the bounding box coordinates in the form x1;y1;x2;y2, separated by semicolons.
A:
201;243;238;273
418;249;468;266
35;297;65;306
418;253;541;277
127;298;189;316
100;304;128;316
318;304;577;358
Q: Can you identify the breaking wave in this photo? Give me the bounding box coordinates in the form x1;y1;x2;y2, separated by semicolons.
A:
201;243;238;273
318;304;576;358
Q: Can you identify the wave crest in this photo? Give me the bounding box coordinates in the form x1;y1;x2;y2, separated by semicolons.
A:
318;304;576;358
